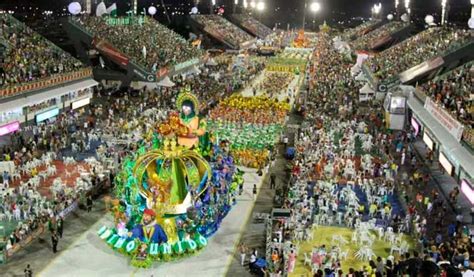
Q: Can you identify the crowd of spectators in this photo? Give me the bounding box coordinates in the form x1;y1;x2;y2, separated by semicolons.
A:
340;20;380;42
350;21;407;51
193;15;254;48
367;28;473;82
421;61;473;127
260;32;473;277
233;14;273;38
0;14;86;90
0;53;265;256
73;16;203;72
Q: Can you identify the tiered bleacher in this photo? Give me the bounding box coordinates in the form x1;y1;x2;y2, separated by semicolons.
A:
232;14;273;38
0;14;90;98
340;20;380;42
350;21;408;51
421;61;473;128
192;15;255;49
72;16;203;73
366;28;472;83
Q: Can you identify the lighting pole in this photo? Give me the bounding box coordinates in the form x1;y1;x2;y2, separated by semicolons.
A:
302;0;307;30
471;0;474;18
310;2;321;31
133;0;138;15
441;0;448;25
303;2;321;31
395;0;400;18
372;3;381;20
210;0;216;14
86;0;92;14
256;1;265;21
233;0;238;14
404;0;410;20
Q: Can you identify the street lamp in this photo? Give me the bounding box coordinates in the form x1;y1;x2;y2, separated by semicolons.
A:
243;0;248;9
250;1;256;9
404;0;410;14
233;0;238;13
310;2;320;31
310;2;321;12
372;3;382;20
303;1;320;30
256;1;265;11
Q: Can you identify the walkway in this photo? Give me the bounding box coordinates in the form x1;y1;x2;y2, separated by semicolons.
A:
1;200;107;277
225;111;303;277
412;140;472;223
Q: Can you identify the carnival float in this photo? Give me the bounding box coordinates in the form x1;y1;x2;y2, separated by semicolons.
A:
97;90;243;268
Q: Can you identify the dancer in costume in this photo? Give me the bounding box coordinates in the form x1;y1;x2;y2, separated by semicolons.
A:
130;209;168;244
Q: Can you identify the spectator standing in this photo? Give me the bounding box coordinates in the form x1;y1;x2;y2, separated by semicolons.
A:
270;173;276;189
86;196;93;212
238;242;247;266
24;264;32;277
51;233;59;253
252;184;257;201
57;217;64;238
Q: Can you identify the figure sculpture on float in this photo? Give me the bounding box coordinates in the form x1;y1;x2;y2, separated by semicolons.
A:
176;88;207;149
130;208;168;244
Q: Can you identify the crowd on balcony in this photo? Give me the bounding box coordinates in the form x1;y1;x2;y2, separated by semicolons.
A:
367;28;472;82
422;62;473;127
0;15;86;91
193;15;254;47
73;16;202;72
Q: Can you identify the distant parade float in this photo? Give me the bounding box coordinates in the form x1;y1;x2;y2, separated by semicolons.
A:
98;90;243;268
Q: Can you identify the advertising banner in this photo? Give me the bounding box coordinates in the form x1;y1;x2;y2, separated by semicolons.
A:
36;108;59;123
0;121;20;136
93;38;129;67
424;98;464;142
71;98;91;110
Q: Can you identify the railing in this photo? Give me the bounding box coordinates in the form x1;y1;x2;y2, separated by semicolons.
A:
414;87;473;148
0;68;93;99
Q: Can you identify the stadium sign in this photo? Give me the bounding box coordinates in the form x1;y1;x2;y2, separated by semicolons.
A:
174;58;200;72
97;226;208;258
424;98;464;142
106;16;147;26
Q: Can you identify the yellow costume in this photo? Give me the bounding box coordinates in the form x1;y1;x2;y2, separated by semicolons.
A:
176;90;206;148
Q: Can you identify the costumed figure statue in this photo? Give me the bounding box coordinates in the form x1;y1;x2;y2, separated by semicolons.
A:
176;88;207;149
130;208;168;244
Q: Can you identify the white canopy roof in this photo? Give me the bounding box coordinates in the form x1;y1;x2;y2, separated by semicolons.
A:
359;83;375;94
156;76;175;87
355;72;367;82
205;58;218;66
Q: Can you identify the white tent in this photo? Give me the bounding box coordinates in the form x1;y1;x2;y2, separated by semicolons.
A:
156;76;175;87
206;58;218;66
189;65;201;75
355;72;367;82
360;83;375;94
